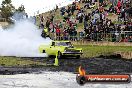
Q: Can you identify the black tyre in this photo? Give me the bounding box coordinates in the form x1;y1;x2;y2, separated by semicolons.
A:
43;50;46;53
76;55;80;59
58;51;62;59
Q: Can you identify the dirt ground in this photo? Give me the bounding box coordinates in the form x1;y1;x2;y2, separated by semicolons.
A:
0;56;132;75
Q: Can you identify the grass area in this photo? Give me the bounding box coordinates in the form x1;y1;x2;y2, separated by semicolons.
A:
75;45;132;58
0;57;46;67
0;46;131;67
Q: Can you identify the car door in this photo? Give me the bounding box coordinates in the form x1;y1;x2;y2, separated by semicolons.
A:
48;42;58;55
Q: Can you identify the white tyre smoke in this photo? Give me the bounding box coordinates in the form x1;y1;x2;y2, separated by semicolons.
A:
0;20;52;57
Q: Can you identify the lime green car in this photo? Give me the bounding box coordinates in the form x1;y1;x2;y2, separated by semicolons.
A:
39;41;83;59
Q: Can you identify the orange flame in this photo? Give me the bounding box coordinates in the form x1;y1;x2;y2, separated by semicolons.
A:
79;66;86;76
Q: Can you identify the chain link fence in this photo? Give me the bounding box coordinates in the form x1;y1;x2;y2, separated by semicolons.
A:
49;31;132;43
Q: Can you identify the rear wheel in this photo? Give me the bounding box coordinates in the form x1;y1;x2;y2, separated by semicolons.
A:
76;55;80;59
58;51;62;59
43;50;46;53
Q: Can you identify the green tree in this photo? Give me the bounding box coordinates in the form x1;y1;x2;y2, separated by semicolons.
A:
0;0;15;22
16;5;25;12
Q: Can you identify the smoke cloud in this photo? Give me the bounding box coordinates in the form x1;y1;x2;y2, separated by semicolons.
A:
0;20;52;57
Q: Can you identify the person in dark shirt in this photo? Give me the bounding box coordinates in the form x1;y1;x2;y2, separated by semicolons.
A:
46;20;50;29
79;15;83;23
84;14;89;21
60;7;66;16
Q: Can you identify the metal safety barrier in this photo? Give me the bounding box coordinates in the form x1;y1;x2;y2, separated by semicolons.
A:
49;31;132;42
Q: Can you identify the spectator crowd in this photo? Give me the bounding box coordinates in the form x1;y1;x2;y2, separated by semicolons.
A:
38;0;132;42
